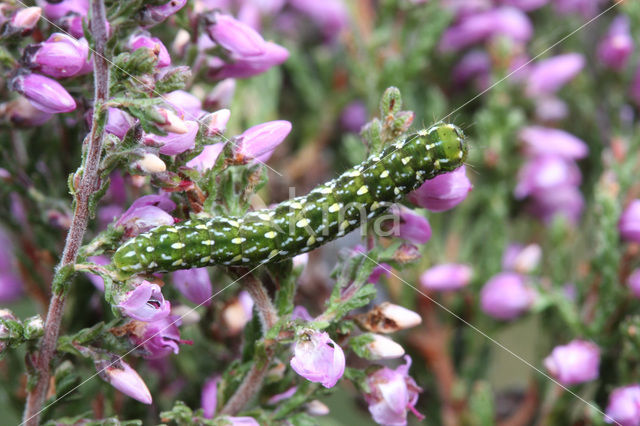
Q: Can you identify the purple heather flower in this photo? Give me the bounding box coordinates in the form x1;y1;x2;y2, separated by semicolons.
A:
235;120;291;163
106;108;136;139
207;13;267;57
534;97;568;123
628;269;640;299
267;386;298;405
11;73;76;114
186;143;225;172
340;101;368;133
222;291;254;334
363;355;424;425
519;126;588;159
365;334;406;359
499;0;549;11
293;252;309;270
480;272;535;320
527;185;584;225
543;339;600;386
145;120;198;156
116;195;175;236
389;206;431;245
164;90;203;120
128;316;186;359
39;0;88;20
10;6;42;32
128;33;171;68
226;418;259;426
0;97;52;127
86;255;110;292
420;263;472;292
553;0;604;18
204;109;231;136
141;0;187;27
290;330;345;388
439;7;533;53
514;156;582;199
0;273;23;303
172;268;213;306
289;0;349;40
116;281;171;322
502;243;541;274
209;41;289;79
597;15;633;71
408;165;472;212
452;50;491;88
292;305;313;321
205;78;236;109
201;376;219;418
96;358;152;404
605;384;640;426
27;33;89;79
620;201;640;243
525;53;585;97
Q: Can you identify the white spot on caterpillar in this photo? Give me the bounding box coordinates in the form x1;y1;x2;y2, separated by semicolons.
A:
258;213;271;221
201;240;215;246
124;251;136;258
130;263;142;270
357;185;369;196
146;247;154;253
347;170;361;177
394;187;401;195
196;224;207;230
434;159;441;169
228;220;240;227
371;201;381;210
320;187;332;194
231;237;246;244
242;258;250;262
307;236;316;246
291;201;303;209
200;256;211;263
300;246;310;252
402;156;412;165
166;227;178;233
328;203;341;213
269;249;279;258
418;129;428;136
394;141;404;149
380;170;390;178
171;242;186;249
148;261;158;268
296;218;310;228
371;156;380;162
172;259;183;266
279;250;289;256
349;219;358;225
458;150;463;158
232;254;242;262
340;220;349;231
161;253;172;260
264;231;277;239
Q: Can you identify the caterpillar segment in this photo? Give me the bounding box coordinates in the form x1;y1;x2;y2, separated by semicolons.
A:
113;123;468;275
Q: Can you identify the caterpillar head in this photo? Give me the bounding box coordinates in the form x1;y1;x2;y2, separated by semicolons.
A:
429;123;468;172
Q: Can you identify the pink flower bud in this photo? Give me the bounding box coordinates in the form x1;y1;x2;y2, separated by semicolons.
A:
116;195;175;236
534;97;568;123
525;53;585;97
0;97;52;126
209;41;289;79
291;305;313;321
11;73;76;114
106;108;136;139
358;303;422;333
420;263;472;292
597;15;633;71
207;13;267;57
605;384;640;425
97;358;152;404
156;107;189;134
619;200;640;243
172;268;213;306
186;143;225;173
514;156;582;200
134;153;167;174
201;376;219;418
631;65;640;107
364;355;424;425
204;109;231;135
305;400;330;416
235;120;291;163
480;272;535;320
164;90;204;120
408;165;472;212
502;243;541;274
11;6;41;32
365;334;405;359
289;0;349;40
40;0;88;21
389;206;431;244
452;50;491;88
141;0;187;27
28;33;89;78
543;339;600;386
128;33;171;68
145;120;198;156
85;255;110;291
116;281;171;322
519;126;588;159
290;330;345;388
128;316;186;359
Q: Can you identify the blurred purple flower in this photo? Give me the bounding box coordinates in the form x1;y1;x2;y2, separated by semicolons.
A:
514;156;582;199
480;272;535;320
597;15;633;71
439;7;533;53
502;243;541;274
209;41;289;79
227;418;259;425
201;376;219;418
128;316;187;359
106;108;136;139
142;0;187;27
10;6;42;33
389;206;431;244
145;120;198;155
0;97;52;127
605;384;640;426
116;281;171;322
128;33;171;68
365;334;406;359
631;65;640;107
525;53;585;97
97;359;152;404
207;13;267;57
620;200;640;243
204;109;231;135
290;330;345;388
420;263;472;292
543;339;600;385
116;195;175;236
553;0;604;18
408;165;472;212
452;50;491;88
11;73;76;114
186;143;225;173
235;120;291;163
363;355;424;425
86;255;110;292
205;78;236;109
289;0;349;40
172;268;213;306
0;228;23;302
267;386;298;405
519;127;588;159
499;0;549;11
534;97;568;123
164;90;203;120
527;185;584;225
292;305;313;321
628;269;640;299
340;101;368;133
39;0;88;20
27;33;89;78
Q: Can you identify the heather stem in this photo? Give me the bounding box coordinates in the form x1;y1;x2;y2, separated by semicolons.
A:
220;271;278;415
22;1;110;424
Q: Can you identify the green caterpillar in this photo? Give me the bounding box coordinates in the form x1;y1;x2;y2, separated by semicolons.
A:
113;122;468;275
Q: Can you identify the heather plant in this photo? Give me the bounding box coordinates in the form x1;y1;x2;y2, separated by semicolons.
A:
2;1;640;426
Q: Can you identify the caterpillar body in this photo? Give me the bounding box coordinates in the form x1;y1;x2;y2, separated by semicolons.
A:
113;123;468;275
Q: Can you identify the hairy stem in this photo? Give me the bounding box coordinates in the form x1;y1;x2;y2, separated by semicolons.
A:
22;2;110;424
220;271;278;415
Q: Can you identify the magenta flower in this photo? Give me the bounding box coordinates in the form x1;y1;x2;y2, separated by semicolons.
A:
209;41;289;79
96;358;152;404
106;108;136;139
186;143;225;172
128;316;186;359
502;244;541;274
543;339;600;386
534;97;568;123
10;6;42;32
128;33;171;68
628;269;640;299
141;0;187;27
164;90;204;120
500;0;549;11
11;73;76;113
618;200;640;243
289;0;349;40
145;120;198;156
291;305;313;321
452;50;491;88
290;330;345;388
390;206;431;245
420;263;472;292
235;120;291;163
597;15;633;71
201;376;219;418
40;0;88;20
527;185;584;225
116;195;175;236
480;272;535;320
514;156;582;199
363;355;424;425
408;165;472;212
519;126;588;159
605;384;640;426
172;268;213;306
116;282;171;322
340;101;368;133
207;14;267;57
26;33;89;79
525;53;585;96
204;109;231;135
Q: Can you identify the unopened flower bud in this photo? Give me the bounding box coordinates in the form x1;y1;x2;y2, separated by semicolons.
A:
146;120;198;156
186;143;225;173
389;206;431;244
11;7;41;33
235;120;291;163
116;195;175;237
26;33;89;78
23;315;44;340
0;97;52;126
357;303;421;334
128;33;171;68
172;268;213;306
207;13;266;57
420;263;472;292
170;304;201;325
97;358;152;404
409;165;472;212
172;29;191;56
365;334;405;359
157;108;188;134
597;15;633;71
502;243;542;274
140;0;187;28
525;53;585;97
135;153;166;174
10;73;76;114
201;376;219;419
305;400;330;416
619;200;640;243
480;272;535;320
205;108;231;135
627;268;640;299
